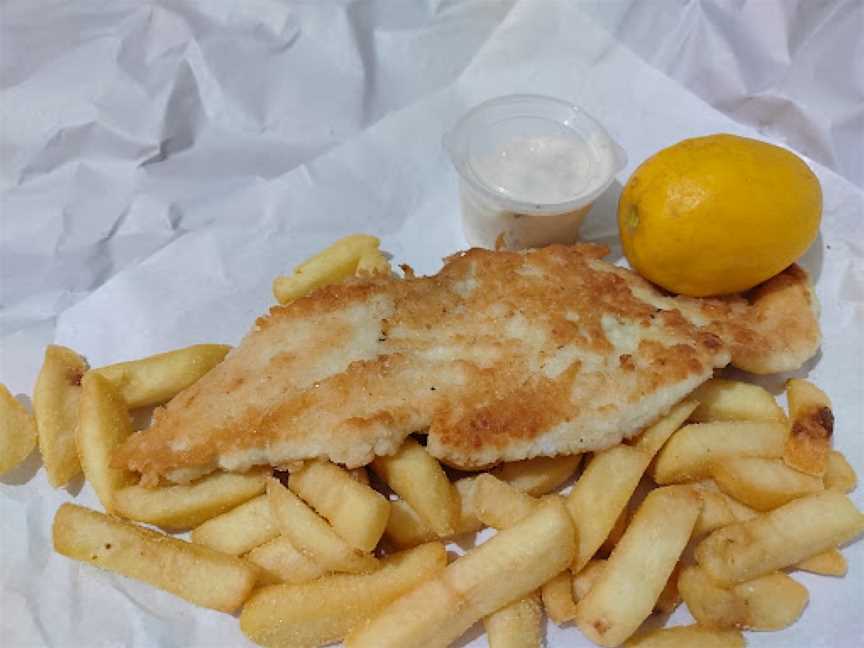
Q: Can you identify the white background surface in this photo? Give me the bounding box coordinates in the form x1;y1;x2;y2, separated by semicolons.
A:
1;1;862;647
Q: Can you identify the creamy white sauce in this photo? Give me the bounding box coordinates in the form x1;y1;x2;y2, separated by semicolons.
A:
460;134;619;249
473;136;595;204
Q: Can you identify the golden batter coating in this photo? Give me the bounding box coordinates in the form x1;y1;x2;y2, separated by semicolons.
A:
113;244;819;483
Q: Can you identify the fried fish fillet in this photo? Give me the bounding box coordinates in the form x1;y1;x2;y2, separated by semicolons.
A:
113;244;820;484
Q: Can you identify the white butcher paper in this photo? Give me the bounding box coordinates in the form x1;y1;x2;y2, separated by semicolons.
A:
1;1;862;647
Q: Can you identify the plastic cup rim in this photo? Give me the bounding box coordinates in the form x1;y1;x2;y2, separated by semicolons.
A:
443;93;626;216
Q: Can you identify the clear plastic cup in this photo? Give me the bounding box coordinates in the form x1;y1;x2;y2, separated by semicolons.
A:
444;94;627;249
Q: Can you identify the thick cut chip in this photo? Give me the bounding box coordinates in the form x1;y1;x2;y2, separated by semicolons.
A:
289;460;390;551
240;542;445;648
346;498;575;648
575;486;702;647
77;373;136;512
34;345;88;487
453;476;483;535
824;450;857;492
474;473;538;529
733;572;808;630
678;565;747;628
542;570;579;624
90;344;231;409
383;476;480;549
652;421;786;484
113;470;267;531
53;503;257;612
267;477;378;574
795;548;847;576
114;247;820;484
190;495;278;555
692;482;737;537
566;445;649;573
245;536;324;585
0;384;37;476
484;594;543;648
723;491;759;522
91;344;230;409
624;624;744;648
491;454;582;496
273;234;380;304
384;499;438;549
680;566;808;630
631;400;699;456
572;560;607;601
690;378;785;423
711;456;823;511
371;438;459;537
695;491;864;585
564;400;693;570
783;378;833;476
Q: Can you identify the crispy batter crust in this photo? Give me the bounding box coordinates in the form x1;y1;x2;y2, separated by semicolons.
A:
113;245;819;482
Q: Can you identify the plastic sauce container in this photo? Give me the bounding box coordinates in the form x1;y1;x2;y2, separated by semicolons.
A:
444;94;627;249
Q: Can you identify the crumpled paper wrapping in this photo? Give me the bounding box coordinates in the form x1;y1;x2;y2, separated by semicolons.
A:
1;0;862;646
579;0;864;190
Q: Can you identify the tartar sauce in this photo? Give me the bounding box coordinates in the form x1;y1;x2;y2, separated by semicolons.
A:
445;95;626;249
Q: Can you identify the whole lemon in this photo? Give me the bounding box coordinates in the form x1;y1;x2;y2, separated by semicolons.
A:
618;134;821;296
